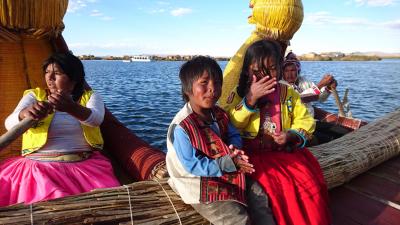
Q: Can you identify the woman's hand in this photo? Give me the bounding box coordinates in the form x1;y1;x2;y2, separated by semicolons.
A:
47;90;77;113
245;75;277;108
19;101;53;121
229;145;255;174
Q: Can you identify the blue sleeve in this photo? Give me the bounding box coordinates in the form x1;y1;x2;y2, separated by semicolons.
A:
226;122;243;149
173;126;236;177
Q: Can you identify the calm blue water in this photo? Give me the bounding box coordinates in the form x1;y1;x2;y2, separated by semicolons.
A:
83;60;400;151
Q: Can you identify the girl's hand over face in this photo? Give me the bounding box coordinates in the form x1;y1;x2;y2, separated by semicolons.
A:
245;75;276;108
19;101;53;121
48;90;76;112
229;145;255;174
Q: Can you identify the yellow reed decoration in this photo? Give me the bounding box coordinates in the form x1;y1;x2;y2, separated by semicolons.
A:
0;0;68;35
249;0;304;43
0;0;64;159
220;0;304;108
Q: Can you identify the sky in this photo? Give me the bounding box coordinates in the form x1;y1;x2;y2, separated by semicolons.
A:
63;0;400;57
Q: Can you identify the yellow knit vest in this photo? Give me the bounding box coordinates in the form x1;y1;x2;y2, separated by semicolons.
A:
21;88;104;155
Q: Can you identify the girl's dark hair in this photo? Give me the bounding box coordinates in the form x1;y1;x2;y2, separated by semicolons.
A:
42;52;86;101
179;56;222;102
237;40;283;98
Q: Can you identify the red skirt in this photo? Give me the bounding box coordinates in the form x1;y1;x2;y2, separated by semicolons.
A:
248;148;331;225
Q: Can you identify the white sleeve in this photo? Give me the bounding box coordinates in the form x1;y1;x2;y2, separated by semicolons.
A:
5;93;37;130
298;77;320;96
80;92;105;127
318;87;331;102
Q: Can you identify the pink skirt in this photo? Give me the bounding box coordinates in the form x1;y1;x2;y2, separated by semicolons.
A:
0;151;120;207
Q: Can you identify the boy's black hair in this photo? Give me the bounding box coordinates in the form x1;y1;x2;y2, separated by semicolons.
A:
179;56;222;102
42;52;86;101
237;40;283;98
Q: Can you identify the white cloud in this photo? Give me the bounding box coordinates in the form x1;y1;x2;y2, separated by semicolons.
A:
88;9;113;21
305;12;400;31
90;10;102;17
170;8;192;17
304;11;400;30
157;1;170;5
67;0;86;13
150;9;166;14
305;11;368;26
353;0;397;6
68;40;168;56
100;16;114;21
67;0;98;13
382;19;400;29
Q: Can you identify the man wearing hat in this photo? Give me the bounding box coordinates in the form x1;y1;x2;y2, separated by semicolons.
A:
282;52;337;117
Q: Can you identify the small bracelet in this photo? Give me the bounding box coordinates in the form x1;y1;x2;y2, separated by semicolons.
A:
288;129;306;148
242;97;258;112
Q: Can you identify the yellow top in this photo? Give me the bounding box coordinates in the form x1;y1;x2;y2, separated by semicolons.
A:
21;88;104;155
224;83;315;140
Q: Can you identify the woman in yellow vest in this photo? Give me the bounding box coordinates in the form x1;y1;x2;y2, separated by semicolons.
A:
0;52;120;206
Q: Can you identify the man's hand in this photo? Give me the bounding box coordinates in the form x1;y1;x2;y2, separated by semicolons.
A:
327;78;338;90
318;74;334;89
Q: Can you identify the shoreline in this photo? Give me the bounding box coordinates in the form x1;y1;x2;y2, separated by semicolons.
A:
78;55;400;62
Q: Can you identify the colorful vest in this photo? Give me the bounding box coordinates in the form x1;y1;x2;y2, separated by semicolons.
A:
21;88;104;156
179;106;246;204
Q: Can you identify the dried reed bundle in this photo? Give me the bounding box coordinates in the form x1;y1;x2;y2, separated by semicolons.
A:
0;179;208;225
249;0;303;43
220;0;304;107
0;26;20;42
310;108;400;189
0;109;399;224
0;0;67;38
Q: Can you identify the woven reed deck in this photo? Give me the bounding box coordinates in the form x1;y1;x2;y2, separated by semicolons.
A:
330;155;400;225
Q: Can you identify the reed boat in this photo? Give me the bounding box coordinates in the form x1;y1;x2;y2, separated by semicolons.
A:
0;1;399;224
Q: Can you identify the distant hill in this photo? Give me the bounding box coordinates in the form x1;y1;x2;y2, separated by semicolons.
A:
298;51;400;61
350;52;400;58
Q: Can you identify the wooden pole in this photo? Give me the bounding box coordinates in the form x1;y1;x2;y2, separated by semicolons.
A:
0;117;36;151
331;89;345;117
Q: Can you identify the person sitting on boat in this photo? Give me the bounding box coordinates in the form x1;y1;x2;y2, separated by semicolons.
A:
223;40;331;225
166;56;275;225
0;52;120;207
282;51;337;117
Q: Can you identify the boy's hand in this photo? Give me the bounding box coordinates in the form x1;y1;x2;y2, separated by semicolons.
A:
19;101;53;121
245;75;276;108
229;145;255;174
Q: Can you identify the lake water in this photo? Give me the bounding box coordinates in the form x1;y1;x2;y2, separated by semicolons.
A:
83;59;400;151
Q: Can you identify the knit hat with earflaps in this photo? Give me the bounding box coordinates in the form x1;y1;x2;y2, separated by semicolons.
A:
283;52;301;74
